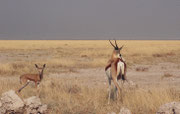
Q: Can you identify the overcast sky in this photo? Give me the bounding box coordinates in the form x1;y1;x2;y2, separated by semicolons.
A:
0;0;180;40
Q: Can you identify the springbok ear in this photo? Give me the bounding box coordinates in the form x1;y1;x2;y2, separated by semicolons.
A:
43;64;46;68
35;64;38;68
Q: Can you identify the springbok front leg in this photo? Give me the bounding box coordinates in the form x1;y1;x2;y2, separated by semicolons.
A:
111;62;123;102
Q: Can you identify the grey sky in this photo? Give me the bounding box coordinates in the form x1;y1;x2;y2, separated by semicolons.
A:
0;0;180;40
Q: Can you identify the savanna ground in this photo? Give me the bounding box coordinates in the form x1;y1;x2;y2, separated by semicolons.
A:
0;40;180;114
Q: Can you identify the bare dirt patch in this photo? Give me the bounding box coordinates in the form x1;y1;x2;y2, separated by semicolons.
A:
49;62;180;89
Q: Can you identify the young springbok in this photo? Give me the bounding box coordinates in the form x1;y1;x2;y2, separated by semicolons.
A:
18;64;46;93
105;40;127;104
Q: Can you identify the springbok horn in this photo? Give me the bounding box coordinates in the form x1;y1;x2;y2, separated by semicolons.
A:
109;40;116;48
114;40;118;48
119;45;124;50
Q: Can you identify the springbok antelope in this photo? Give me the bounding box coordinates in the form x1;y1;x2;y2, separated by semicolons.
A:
105;40;127;104
18;64;46;93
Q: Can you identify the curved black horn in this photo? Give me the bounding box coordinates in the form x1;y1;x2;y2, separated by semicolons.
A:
114;40;118;48
119;45;124;50
109;40;116;48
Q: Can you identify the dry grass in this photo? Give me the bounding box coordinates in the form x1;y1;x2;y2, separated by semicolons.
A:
161;73;174;80
136;67;149;72
0;77;179;114
0;40;179;76
0;40;180;113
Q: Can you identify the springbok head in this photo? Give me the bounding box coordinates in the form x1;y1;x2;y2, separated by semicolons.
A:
109;40;123;59
35;64;46;76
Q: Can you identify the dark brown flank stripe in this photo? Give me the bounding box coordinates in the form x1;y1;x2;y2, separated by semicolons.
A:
105;64;111;71
105;58;124;71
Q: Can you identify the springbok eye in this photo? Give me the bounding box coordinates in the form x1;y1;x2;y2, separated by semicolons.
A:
120;54;122;56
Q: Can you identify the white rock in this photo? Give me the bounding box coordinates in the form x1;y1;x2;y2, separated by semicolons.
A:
0;101;4;114
25;96;47;114
25;96;42;108
156;102;180;114
0;90;24;112
26;108;38;114
0;90;48;114
0;107;6;114
38;104;48;113
119;107;131;114
0;101;2;107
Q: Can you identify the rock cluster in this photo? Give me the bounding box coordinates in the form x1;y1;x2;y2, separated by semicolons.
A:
0;90;47;114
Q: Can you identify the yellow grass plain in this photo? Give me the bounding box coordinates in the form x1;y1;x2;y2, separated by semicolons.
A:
0;40;179;75
0;40;180;114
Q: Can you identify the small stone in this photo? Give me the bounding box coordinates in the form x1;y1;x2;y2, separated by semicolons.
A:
156;102;180;114
119;107;131;114
107;112;116;114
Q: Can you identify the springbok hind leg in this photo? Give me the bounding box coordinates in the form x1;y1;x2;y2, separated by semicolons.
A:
18;81;30;93
112;78;123;102
108;78;111;104
115;81;120;99
115;81;123;100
